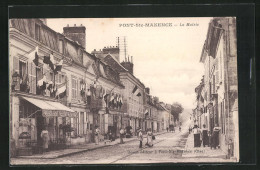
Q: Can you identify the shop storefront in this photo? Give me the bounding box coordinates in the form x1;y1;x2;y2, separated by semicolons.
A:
13;96;77;156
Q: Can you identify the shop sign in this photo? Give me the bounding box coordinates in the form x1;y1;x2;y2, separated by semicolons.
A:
42;110;77;117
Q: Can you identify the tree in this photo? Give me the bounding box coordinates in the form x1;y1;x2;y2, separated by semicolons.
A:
171;102;184;123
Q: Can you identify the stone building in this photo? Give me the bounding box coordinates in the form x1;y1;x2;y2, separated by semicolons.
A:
9;19;126;156
199;17;238;160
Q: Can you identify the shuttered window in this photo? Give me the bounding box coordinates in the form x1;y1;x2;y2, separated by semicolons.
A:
35;24;40;41
72;76;78;99
28;62;36;94
59;40;64;54
215;58;219;85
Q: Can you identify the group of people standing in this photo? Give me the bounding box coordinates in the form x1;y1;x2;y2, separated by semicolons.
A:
137;128;154;148
192;124;220;149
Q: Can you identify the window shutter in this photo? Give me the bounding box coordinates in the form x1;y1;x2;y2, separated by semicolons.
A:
13;56;20;91
215;58;219;86
78;78;81;101
65;75;68;98
31;63;37;94
28;62;32;93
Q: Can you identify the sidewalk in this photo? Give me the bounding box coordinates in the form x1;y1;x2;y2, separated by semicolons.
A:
181;133;235;162
17;131;167;159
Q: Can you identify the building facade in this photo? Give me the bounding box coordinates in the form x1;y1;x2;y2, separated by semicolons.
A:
9;19;126;156
198;17;238;160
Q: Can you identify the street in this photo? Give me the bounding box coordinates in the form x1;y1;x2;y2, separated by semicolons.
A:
11;130;190;164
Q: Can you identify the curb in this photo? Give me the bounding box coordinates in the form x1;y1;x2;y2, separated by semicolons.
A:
17;131;168;159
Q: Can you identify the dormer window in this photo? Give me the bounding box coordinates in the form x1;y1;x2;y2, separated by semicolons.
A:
35;23;40;41
59;39;64;54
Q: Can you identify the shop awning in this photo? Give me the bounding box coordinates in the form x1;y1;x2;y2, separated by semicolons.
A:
22;97;77;117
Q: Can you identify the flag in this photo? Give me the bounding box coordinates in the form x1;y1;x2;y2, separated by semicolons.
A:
103;90;109;106
49;54;55;71
28;46;39;66
37;75;46;87
54;59;63;75
119;95;123;109
43;55;50;64
132;85;141;97
47;81;53;91
114;94;118;108
145;109;149;116
109;93;114;107
56;85;66;99
132;85;138;94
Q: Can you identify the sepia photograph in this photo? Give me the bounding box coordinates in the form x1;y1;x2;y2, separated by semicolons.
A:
9;17;239;164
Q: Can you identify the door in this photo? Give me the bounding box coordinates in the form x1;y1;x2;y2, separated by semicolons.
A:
36;113;44;145
80;112;84;135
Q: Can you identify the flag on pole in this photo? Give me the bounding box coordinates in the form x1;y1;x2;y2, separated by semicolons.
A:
37;75;46;87
132;85;138;94
56;85;66;99
49;54;55;71
47;81;53;91
119;95;123;109
28;46;39;66
132;85;141;97
145;109;149;116
54;59;63;75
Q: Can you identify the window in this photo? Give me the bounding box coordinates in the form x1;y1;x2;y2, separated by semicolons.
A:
213;75;215;93
72;76;78;99
19;61;26;78
37;67;43;80
35;24;40;41
59;40;64;54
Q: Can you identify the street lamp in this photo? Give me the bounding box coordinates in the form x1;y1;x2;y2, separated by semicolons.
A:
12;72;19;91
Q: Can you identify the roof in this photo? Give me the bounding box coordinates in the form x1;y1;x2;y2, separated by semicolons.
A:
102;54;128;72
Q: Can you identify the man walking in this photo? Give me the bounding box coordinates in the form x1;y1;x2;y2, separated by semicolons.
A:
138;128;143;148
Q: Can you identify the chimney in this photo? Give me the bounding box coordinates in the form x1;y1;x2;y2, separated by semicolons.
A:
63;24;86;48
102;46;120;62
145;88;150;94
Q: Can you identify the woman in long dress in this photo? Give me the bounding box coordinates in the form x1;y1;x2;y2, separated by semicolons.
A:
202;124;209;147
41;127;49;152
146;128;153;147
193;125;201;147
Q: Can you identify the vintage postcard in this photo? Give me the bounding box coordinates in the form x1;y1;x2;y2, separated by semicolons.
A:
9;17;239;164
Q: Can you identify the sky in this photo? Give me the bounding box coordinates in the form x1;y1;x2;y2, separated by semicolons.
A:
47;18;212;111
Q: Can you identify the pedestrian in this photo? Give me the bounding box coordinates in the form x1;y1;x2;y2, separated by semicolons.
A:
95;126;100;145
108;130;113;142
137;128;143;148
179;126;181;132
119;127;125;144
211;125;221;149
166;127;169;132
193;124;201;147
40;126;49;153
202;124;209;147
146;128;153;147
